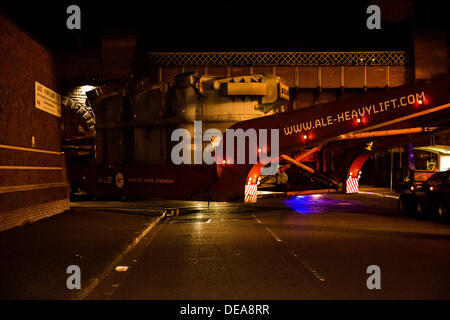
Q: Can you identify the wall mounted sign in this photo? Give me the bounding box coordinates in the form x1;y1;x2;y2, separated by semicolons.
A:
35;81;61;117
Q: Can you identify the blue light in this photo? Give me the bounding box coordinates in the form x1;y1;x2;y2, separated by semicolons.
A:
283;195;350;214
283;195;322;214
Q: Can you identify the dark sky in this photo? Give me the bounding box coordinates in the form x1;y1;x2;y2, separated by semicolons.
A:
0;0;447;51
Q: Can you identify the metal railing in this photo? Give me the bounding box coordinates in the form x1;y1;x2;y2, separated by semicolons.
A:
147;51;409;66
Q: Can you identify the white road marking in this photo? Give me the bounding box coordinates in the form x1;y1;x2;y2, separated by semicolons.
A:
252;214;262;224
288;249;325;282
252;214;324;282
265;227;282;242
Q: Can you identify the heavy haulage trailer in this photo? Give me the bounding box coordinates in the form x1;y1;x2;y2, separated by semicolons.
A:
66;74;449;206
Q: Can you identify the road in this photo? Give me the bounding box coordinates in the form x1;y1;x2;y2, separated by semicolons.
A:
1;193;449;300
87;194;450;300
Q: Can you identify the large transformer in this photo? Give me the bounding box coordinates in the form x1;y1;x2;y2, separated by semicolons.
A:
86;72;289;165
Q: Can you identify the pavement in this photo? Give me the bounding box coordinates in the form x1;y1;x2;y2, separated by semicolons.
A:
0;206;164;299
1;192;449;300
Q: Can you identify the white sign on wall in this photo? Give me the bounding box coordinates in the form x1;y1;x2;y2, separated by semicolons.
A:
35;81;61;117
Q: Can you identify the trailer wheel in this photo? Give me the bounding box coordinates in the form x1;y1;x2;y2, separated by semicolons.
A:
398;195;407;214
416;197;430;220
398;194;416;216
437;200;449;223
62;96;96;134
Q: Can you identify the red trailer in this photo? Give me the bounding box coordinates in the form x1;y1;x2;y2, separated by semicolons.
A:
67;76;449;202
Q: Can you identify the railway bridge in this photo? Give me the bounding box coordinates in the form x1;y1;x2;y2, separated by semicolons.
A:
146;51;410;110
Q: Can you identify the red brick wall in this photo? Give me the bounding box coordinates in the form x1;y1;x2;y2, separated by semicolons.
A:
0;14;69;231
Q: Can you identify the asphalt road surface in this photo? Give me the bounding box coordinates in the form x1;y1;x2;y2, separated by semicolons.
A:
1;193;449;300
87;194;450;300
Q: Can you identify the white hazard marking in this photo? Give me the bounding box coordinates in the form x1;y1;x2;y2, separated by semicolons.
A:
346;177;359;193
245;184;258;203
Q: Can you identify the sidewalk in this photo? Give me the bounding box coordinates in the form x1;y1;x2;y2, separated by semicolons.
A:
358;185;401;200
0;206;164;299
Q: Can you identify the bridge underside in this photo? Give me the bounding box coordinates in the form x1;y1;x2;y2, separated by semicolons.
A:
147;51;410;111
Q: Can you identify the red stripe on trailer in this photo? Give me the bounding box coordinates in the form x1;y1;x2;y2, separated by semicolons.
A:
245;184;258;203
346;177;359;193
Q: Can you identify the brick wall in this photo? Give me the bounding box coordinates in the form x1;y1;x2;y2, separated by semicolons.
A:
0;14;69;231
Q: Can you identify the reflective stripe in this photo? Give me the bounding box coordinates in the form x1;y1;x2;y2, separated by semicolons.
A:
245;184;258;203
346;177;359;194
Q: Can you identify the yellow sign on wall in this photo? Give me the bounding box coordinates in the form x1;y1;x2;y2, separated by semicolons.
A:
35;81;61;117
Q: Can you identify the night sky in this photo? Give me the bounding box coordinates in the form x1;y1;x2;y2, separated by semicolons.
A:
0;0;447;52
